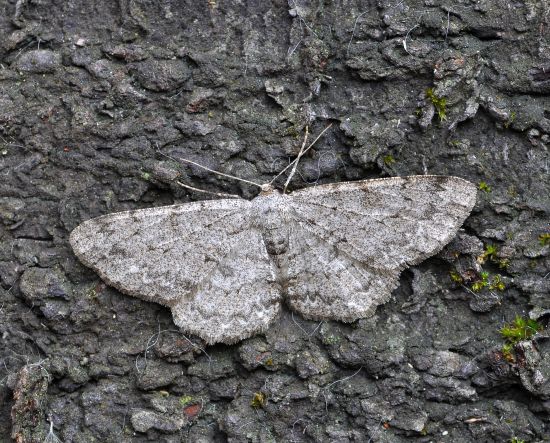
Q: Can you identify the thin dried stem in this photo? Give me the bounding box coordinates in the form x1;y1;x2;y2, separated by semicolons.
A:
324;366;362;390
347;11;370;56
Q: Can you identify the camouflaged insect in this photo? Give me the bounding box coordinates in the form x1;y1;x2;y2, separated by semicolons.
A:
70;176;476;344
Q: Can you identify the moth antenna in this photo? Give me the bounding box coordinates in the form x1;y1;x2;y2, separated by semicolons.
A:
270;123;333;187
157;150;264;189
176;181;242;199
283;125;309;194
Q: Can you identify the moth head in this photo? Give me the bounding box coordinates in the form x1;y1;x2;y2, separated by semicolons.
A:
259;183;276;195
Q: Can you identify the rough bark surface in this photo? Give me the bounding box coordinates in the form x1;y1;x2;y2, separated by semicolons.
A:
0;0;549;442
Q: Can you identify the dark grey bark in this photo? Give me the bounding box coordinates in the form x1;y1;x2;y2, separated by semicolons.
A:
0;0;549;442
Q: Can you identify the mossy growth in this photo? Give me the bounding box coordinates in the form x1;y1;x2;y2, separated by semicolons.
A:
86;286;98;300
426;88;447;121
497;258;510;270
507;185;518;198
539;233;550;246
449;268;505;291
140;170;151;181
509;437;525;443
382;154;395;166
478;243;510;269
501;343;515;362
284;124;303;138
322;334;340;345
251;392;267;409
503;111;516;129
471;272;489;292
179;395;194;407
449;270;463;284
471;271;506;292
490;274;506;291
478;181;491;193
479;244;498;263
500;315;542;345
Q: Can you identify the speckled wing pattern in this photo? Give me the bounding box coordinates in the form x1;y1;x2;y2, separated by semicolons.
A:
283;176;477;322
69;199;281;344
70;175;476;344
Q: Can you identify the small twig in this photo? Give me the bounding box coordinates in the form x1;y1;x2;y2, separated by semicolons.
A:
287;2;304;58
461;285;478;297
287;37;303;59
236;420;255;431
403;24;420;54
27;359;51;382
421;155;428;175
296;150;346;187
287;0;318;59
291;312;323;338
135;324;212;374
323;367;362;413
367;419;386;443
324;366;362;390
347;11;370;56
13;0;27;22
289;0;316;35
120;406;129;435
291;418;309;442
176;332;212;369
0;135;24;148
45;415;63;443
464;417;488;423
283;126;309;193
444;10;450;42
135;320;162;373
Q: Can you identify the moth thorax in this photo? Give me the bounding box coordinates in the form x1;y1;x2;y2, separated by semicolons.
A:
253;192;286;227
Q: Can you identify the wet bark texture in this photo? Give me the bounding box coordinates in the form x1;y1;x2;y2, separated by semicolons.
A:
0;0;549;442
